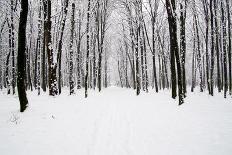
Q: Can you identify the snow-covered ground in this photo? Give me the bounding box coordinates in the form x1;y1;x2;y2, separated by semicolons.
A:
0;87;232;155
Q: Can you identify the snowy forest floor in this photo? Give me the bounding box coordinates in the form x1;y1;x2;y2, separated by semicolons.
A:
0;87;232;155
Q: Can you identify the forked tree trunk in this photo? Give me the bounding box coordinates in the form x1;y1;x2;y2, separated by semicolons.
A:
166;0;184;105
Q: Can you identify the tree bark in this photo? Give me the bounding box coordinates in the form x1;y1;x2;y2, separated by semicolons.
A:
85;0;91;98
17;0;29;112
57;0;69;94
43;0;58;96
166;0;184;105
69;3;75;95
226;0;231;95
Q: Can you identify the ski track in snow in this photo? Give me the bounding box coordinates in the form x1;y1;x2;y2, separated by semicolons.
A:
0;87;232;155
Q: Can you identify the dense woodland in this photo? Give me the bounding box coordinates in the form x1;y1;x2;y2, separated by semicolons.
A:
0;0;231;112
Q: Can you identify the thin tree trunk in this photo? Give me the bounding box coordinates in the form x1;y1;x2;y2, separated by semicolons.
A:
11;0;16;95
85;0;91;98
152;17;158;92
203;0;210;94
69;3;75;95
57;0;69;94
226;0;231;95
210;0;215;96
221;1;228;98
214;0;221;92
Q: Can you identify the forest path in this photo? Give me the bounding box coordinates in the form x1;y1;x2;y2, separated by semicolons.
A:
0;87;232;155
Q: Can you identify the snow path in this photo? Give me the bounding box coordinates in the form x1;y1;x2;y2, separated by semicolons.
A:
0;87;232;155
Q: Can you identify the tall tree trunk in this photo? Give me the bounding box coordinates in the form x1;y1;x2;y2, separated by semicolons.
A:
142;26;149;92
43;0;58;96
135;24;140;95
17;0;29;112
180;1;187;96
210;0;215;96
166;0;177;99
57;0;69;94
226;0;231;95
85;0;91;98
34;39;38;89
203;0;210;94
69;3;75;95
166;0;184;105
11;0;16;95
214;0;221;92
193;3;204;92
41;34;46;92
222;1;228;98
6;18;12;94
41;0;47;92
76;10;82;90
37;0;43;95
152;17;158;92
140;26;145;91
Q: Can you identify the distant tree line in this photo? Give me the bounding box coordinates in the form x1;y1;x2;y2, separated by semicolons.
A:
0;0;231;111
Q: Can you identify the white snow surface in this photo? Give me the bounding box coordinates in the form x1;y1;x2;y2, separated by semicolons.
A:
0;87;232;155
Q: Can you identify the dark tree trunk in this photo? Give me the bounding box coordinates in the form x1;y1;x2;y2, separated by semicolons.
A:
193;4;203;92
203;0;210;94
135;24;140;96
140;26;145;91
85;0;91;98
6;51;11;94
210;0;215;96
41;36;46;92
166;0;184;105
41;1;47;92
34;39;38;89
118;60;123;87
0;19;6;90
104;51;108;88
57;0;69;94
76;10;82;90
11;0;16;95
166;0;177;99
98;52;102;92
221;1;228;98
180;2;187;96
43;0;58;96
191;46;196;92
152;17;158;92
17;0;29;112
214;0;221;92
226;0;231;95
37;0;42;95
26;46;33;91
6;18;12;94
142;27;149;92
69;3;75;95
